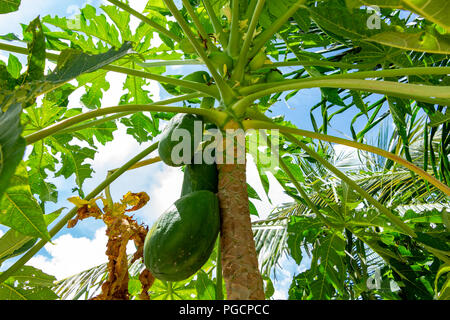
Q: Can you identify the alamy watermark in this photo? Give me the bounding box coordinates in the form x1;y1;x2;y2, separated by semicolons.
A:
167;122;280;170
366;268;400;292
366;5;381;30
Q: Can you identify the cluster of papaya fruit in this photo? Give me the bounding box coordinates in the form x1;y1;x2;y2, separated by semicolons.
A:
180;36;284;87
143;114;220;281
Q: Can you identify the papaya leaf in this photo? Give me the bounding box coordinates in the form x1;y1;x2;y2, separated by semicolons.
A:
6;54;22;79
0;0;21;14
73;121;118;146
100;5;132;42
0;266;58;300
49;134;96;197
80;75;110;110
195;270;216;300
120;112;158;143
0;103;26;200
0;32;20;41
308;2;385;43
46;41;133;84
27;142;58;204
150;279;197;300
309;232;346;299
0;208;62;264
429;109;450;127
287;215;323;265
367;31;450;54
23;17;46;83
346;0;450;33
0;162;50;240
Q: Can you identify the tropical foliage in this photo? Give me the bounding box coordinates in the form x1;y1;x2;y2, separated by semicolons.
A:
0;0;449;300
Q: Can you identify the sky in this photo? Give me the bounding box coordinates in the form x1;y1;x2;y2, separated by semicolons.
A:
0;0;373;300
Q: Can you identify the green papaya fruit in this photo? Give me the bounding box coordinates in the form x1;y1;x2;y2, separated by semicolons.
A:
181;71;212;93
158;113;202;167
208;51;233;74
200;96;215;109
181;162;218;197
143;190;220;281
244;73;265;85
266;69;284;82
249;51;266;71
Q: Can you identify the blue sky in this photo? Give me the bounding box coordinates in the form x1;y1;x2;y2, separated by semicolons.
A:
0;0;390;299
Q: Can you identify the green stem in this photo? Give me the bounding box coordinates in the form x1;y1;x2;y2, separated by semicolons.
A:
104;172;114;210
57;93;205;135
231;0;266;82
202;0;227;47
161;0;236;104
102;65;219;98
106;0;181;42
245;0;258;21
136;60;204;68
234;78;450;115
25;105;226;145
215;237;224;300
260;131;339;228
239;66;450;96
266;60;361;69
283;133;417;238
227;0;241;57
0;142;159;285
243;119;450;197
182;0;216;50
249;0;305;59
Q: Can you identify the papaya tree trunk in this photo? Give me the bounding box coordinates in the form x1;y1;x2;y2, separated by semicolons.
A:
216;121;265;300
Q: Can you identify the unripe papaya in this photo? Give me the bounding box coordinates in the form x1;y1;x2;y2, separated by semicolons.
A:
249;51;266;71
181;162;218;197
244;73;265;85
208;51;233;75
266;69;284;82
200;97;215;109
158;113;202;167
181;71;211;93
143;190;220;281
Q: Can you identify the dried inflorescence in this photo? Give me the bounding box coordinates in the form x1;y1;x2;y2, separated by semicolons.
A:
68;191;153;300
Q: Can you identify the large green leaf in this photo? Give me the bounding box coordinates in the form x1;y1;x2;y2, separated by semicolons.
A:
0;103;26;200
0;266;58;300
23;17;46;83
0;0;20;14
0;162;50;240
287;215;324;265
46;41;133;84
0;208;62;265
195;270;216;300
347;0;450;33
367;31;450;54
150;279;197;300
309;232;347;299
49;134;96;197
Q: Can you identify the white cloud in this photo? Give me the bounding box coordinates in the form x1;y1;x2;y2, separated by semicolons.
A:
27;227;136;280
272;253;308;300
139;164;183;224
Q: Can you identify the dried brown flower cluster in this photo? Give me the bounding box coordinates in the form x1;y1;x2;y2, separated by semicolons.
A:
67;192;154;300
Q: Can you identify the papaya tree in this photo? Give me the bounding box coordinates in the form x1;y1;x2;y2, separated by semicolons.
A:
0;0;449;300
